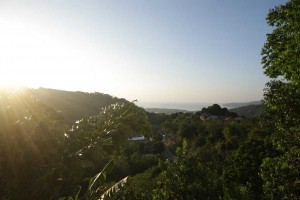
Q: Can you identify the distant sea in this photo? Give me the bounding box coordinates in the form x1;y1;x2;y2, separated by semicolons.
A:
135;101;262;111
135;102;220;112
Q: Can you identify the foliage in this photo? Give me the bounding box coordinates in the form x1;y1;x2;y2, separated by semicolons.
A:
108;168;159;200
61;101;152;196
260;148;300;200
0;90;154;199
262;81;300;151
153;139;221;200
59;160;129;200
229;104;263;118
86;160;129;200
63;101;151;157
0;88;283;199
260;0;300;198
88;160;115;193
146;111;170;124
200;104;229;116
177;117;198;140
260;80;300;199
151;141;165;154
0;89;67;199
100;176;129;200
261;0;300;84
222;140;278;200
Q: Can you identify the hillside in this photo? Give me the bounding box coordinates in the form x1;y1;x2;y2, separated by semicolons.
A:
223;100;262;108
229;104;263;118
29;88;128;124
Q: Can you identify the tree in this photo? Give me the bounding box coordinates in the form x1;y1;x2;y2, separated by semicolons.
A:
222;140;277;200
61;102;152;197
260;0;300;199
153;139;221;200
260;81;300;199
63;102;151;158
177;118;197;140
201;104;229;116
261;0;300;85
59;160;129;200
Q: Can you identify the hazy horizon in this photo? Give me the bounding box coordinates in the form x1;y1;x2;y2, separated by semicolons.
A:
0;0;287;103
135;101;223;111
0;85;260;111
30;86;263;111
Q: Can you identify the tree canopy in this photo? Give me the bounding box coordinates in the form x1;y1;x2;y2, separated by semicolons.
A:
261;0;300;86
260;0;300;198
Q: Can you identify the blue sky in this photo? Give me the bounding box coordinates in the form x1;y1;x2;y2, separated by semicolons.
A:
0;0;287;104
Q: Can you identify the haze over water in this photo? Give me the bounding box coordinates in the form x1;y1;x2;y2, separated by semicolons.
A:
136;101;212;111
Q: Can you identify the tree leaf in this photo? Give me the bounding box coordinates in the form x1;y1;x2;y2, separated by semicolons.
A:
88;160;114;191
100;176;128;200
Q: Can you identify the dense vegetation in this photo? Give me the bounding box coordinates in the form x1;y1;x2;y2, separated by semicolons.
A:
229;104;263;118
0;89;268;199
0;1;299;199
0;89;161;199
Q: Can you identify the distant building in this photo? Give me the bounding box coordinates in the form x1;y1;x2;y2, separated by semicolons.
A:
208;115;226;120
200;113;231;121
128;136;145;142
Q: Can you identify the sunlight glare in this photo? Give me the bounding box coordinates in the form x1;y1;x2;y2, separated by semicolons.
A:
0;14;97;91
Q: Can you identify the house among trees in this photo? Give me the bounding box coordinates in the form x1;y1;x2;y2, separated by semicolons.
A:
198;104;238;121
208;115;227;120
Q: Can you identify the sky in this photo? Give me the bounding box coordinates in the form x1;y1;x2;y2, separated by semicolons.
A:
0;0;287;106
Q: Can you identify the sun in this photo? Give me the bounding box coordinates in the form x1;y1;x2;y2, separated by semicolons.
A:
0;15;85;91
0;71;24;89
0;66;41;90
0;17;49;88
0;7;114;94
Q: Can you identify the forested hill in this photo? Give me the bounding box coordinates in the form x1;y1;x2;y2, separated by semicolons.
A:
29;88;128;124
229;104;263;118
223;100;262;108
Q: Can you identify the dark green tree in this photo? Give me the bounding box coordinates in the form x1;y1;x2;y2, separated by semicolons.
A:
222;140;277;200
261;0;300;84
201;104;229;116
260;0;300;199
153;139;221;200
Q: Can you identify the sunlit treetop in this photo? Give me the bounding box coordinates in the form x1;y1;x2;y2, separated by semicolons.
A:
261;0;300;85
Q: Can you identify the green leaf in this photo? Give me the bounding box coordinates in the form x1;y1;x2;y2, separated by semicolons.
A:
88;160;114;191
74;186;81;200
100;176;128;200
